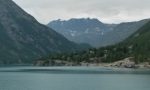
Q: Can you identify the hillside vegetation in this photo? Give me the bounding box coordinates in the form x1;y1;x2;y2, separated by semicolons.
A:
40;21;150;65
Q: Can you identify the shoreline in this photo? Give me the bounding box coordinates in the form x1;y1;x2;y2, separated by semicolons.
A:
36;57;150;69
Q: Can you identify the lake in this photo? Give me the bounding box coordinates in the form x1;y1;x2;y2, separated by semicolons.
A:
0;66;150;90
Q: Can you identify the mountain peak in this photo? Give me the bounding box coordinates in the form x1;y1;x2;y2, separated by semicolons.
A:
48;18;149;47
50;18;102;24
0;0;84;64
48;18;113;47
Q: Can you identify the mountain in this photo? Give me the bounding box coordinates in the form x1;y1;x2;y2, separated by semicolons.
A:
99;19;149;47
122;20;150;61
42;20;150;65
98;20;150;63
0;0;86;64
48;18;149;47
48;18;115;47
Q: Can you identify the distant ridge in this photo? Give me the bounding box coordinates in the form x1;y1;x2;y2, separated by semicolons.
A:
48;18;149;47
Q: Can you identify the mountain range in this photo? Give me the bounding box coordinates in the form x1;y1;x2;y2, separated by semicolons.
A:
0;0;149;65
48;18;149;47
0;0;86;64
43;20;150;65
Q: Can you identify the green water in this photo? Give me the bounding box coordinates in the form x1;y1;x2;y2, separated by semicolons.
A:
0;66;150;90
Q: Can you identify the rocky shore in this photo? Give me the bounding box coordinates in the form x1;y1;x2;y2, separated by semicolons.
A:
35;57;150;69
100;58;150;69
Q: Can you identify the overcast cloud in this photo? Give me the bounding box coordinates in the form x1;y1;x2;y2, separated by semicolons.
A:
13;0;150;24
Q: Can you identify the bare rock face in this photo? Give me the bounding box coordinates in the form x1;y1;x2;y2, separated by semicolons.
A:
0;0;83;64
110;57;136;68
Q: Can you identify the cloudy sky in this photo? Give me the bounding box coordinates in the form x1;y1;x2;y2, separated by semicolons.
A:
13;0;150;24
